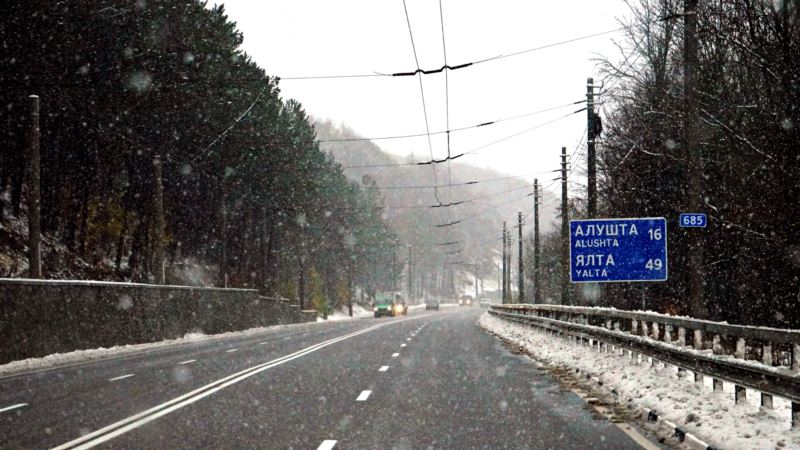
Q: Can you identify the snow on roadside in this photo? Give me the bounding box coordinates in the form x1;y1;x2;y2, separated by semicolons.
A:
317;304;372;322
0;320;323;377
479;313;799;450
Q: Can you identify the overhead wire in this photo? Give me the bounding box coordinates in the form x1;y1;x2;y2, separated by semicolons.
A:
401;0;442;205
318;100;584;143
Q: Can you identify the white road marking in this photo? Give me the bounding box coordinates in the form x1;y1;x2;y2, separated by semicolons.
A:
391;353;399;358
0;403;27;413
53;322;400;450
178;360;196;365
356;390;372;401
258;341;269;345
400;344;406;347
317;440;337;450
379;366;389;372
109;374;134;382
406;338;412;341
283;337;290;340
226;349;238;353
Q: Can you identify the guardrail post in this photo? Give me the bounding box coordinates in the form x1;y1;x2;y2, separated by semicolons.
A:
677;327;686;346
735;338;746;359
694;371;702;383
713;378;723;392
794;344;799;371
605;319;612;329
762;343;772;366
651;322;659;340
693;330;703;350
642;321;649;338
760;393;773;410
734;385;746;405
712;334;722;354
631;320;638;335
665;324;673;343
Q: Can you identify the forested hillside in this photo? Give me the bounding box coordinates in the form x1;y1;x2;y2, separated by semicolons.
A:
0;1;396;312
316;119;558;296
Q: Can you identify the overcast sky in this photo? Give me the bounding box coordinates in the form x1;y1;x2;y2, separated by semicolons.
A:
215;0;633;194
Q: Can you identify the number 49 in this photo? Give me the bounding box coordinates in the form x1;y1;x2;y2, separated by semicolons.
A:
645;259;663;270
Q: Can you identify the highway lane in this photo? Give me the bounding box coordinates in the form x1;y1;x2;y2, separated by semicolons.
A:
0;307;655;449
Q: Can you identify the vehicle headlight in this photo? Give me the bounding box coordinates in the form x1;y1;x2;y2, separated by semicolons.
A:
373;307;378;312
395;305;403;312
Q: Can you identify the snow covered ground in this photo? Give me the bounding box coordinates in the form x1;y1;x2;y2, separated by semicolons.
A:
0;320;323;377
479;313;799;450
317;304;372;322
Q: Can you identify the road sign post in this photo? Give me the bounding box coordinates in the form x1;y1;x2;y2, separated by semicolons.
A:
570;217;668;283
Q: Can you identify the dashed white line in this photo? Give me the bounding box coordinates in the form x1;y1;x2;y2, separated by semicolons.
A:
406;338;412;341
0;403;27;413
317;439;337;450
226;349;238;353
109;374;135;382
258;341;269;345
178;360;196;365
379;366;389;372
356;390;372;401
391;353;399;358
400;344;406;347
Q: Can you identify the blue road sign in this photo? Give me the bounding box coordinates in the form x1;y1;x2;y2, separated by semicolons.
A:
570;217;668;283
679;213;707;228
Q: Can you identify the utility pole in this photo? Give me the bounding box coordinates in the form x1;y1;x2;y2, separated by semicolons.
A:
533;179;541;304
407;244;412;302
684;0;707;319
152;155;165;285
506;230;512;301
502;221;507;303
26;95;41;278
518;211;524;303
560;146;570;305
587;77;597;218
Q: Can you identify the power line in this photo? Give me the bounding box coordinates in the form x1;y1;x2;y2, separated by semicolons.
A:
461;108;584;157
342;108;583;169
318;100;584;143
401;0;442;205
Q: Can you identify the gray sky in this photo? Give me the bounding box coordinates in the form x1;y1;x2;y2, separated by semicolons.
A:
216;0;633;193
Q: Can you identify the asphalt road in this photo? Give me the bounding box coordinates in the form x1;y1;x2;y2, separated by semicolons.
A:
0;307;652;449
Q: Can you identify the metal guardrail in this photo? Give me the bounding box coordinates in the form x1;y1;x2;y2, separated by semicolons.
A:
490;304;800;427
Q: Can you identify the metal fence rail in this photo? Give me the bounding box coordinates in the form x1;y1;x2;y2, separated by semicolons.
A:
489;304;800;428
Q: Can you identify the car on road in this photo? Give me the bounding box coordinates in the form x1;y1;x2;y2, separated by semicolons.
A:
458;295;474;307
425;298;439;310
373;291;407;317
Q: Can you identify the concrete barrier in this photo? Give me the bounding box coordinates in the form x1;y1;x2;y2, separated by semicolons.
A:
0;278;314;364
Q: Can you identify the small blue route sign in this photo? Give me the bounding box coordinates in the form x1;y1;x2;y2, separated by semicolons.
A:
570;217;668;283
679;213;707;228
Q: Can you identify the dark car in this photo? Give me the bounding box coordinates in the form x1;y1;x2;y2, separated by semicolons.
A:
425;298;440;310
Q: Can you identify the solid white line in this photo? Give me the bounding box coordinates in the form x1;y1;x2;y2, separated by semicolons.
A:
317;440;337;450
379;366;389;372
0;403;27;413
226;349;238;353
391;353;399;358
109;374;134;382
356;390;371;401
52;323;392;450
178;360;196;365
400;344;406;347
